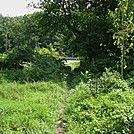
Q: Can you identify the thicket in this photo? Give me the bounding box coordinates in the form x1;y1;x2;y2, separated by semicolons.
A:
64;69;134;133
0;0;133;80
0;46;70;83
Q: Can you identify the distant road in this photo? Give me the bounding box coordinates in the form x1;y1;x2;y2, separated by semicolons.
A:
60;57;80;64
66;60;80;64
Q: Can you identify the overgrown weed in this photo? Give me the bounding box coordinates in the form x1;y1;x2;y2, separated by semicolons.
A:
63;69;134;133
0;81;67;133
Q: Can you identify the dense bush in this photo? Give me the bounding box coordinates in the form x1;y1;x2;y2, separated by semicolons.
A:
83;68;129;95
0;53;7;69
67;56;119;89
23;47;71;82
79;56;119;76
126;70;134;88
23;56;70;82
0;46;34;69
0;47;71;82
0;69;25;83
63;69;134;133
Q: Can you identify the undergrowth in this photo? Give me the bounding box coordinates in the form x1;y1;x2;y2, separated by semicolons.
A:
0;81;67;133
63;69;134;134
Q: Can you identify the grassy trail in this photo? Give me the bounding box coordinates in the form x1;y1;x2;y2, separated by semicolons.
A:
0;81;68;134
56;101;66;134
0;61;78;133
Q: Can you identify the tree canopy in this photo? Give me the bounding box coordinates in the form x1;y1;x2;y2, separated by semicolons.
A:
31;0;119;58
0;0;133;76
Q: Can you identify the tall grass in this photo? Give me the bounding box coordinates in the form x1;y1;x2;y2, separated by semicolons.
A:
0;81;67;133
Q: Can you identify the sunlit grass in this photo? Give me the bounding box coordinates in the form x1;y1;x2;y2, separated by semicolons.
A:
65;60;80;70
0;81;67;133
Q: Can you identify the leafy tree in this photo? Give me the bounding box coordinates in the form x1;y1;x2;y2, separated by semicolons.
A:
31;0;119;59
0;16;12;52
0;15;37;68
0;14;5;52
111;0;134;77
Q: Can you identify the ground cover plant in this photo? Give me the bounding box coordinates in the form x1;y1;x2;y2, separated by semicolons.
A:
0;81;67;133
0;0;133;133
63;69;134;134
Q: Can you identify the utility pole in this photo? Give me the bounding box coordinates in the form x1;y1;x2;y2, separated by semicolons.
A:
120;1;125;79
6;27;8;52
121;41;124;79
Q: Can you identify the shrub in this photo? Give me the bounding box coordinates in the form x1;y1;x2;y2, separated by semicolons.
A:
0;46;71;82
126;70;134;88
80;68;129;96
0;69;25;83
64;91;134;133
0;45;34;69
0;53;7;69
63;69;134;133
34;46;60;59
23;47;71;82
79;56;118;76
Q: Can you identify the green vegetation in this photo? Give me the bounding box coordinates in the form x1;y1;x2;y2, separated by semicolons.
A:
66;61;80;71
0;0;133;133
64;70;134;133
0;81;67;133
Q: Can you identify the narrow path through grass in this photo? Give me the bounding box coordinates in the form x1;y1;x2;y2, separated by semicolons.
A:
0;81;67;134
56;88;68;134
